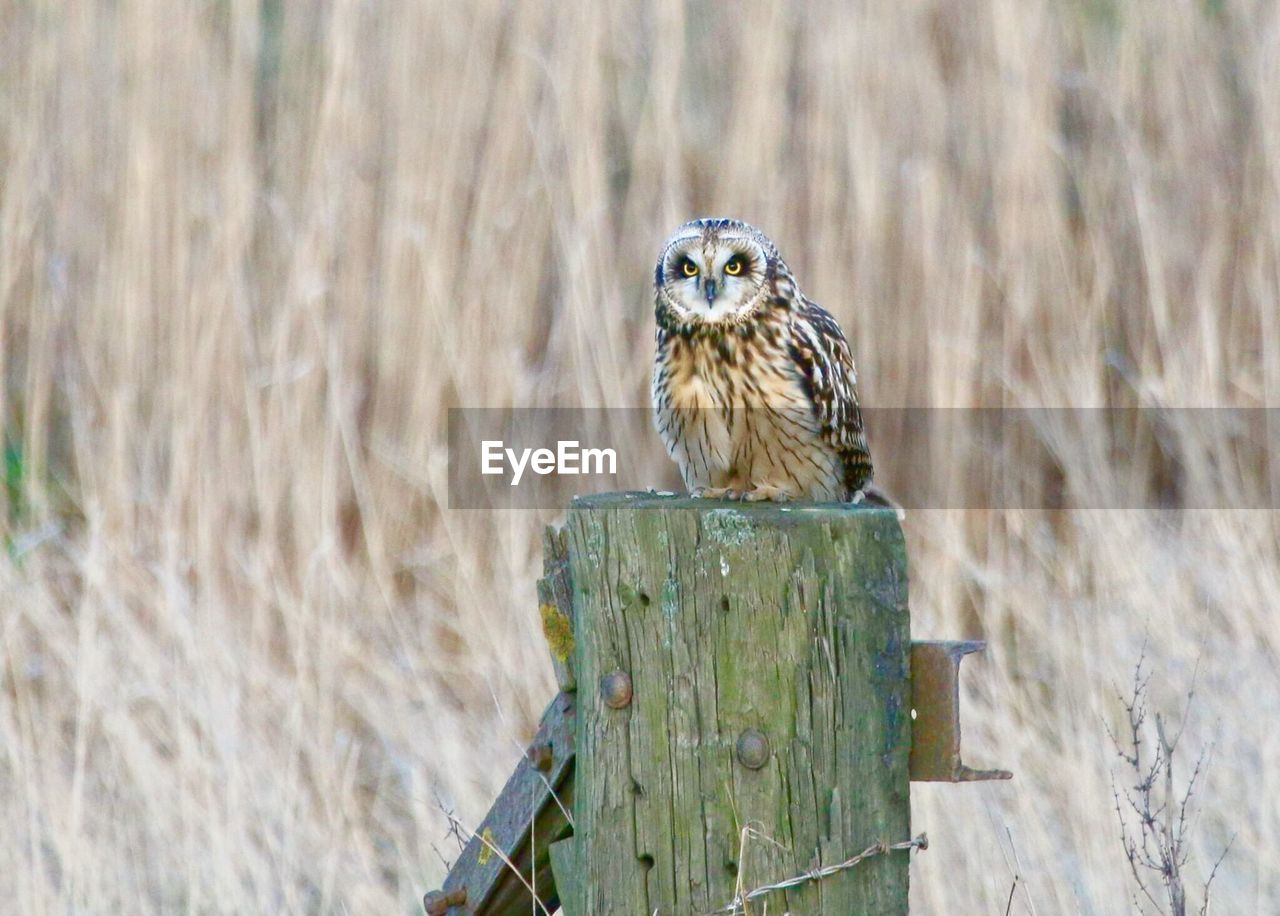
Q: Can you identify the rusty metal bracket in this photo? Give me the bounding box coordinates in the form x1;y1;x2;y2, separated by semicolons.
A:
909;640;1012;782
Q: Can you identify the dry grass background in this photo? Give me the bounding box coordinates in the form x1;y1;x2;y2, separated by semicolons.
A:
1;0;1278;912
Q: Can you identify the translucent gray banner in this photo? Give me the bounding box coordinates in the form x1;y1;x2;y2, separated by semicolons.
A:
447;408;1280;510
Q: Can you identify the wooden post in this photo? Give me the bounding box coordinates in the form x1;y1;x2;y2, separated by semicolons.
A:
559;493;912;915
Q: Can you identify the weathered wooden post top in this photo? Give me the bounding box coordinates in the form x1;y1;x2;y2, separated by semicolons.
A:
425;493;1009;915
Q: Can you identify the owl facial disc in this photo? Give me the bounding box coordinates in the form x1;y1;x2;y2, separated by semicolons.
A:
655;218;777;326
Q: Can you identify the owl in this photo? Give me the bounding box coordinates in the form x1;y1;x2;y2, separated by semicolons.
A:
651;218;873;502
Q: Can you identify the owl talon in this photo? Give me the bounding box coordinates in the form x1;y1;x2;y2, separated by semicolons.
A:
742;486;794;502
690;486;737;500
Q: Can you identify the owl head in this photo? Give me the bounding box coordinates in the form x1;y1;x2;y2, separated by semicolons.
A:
654;218;785;329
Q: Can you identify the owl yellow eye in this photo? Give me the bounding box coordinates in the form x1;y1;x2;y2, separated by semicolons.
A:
724;257;744;276
680;259;698;278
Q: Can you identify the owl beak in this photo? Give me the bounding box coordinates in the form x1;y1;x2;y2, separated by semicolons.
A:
703;279;718;304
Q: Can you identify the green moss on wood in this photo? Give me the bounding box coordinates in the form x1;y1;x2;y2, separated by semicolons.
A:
561;496;911;915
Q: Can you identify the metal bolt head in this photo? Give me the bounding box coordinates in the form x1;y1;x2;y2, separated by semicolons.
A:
526;741;553;771
600;670;633;709
423;886;467;915
736;729;770;769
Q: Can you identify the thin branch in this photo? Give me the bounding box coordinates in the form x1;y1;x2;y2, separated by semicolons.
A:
1198;832;1235;916
1108;644;1230;916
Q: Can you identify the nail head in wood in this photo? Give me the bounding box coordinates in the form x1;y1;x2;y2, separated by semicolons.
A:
526;741;553;771
600;670;633;709
735;728;770;769
422;886;466;915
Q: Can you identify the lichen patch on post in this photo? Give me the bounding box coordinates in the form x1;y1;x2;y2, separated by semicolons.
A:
476;828;496;865
540;602;575;662
701;509;755;545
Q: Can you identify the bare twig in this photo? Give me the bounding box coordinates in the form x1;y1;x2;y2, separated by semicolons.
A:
1198;832;1235;916
1107;649;1229;916
1004;874;1018;916
1001;826;1024;916
983;803;1039;916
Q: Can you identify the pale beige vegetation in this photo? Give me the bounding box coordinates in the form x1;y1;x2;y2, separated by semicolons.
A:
1;1;1277;913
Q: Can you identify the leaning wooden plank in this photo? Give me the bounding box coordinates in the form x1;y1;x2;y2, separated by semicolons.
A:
547;837;581;913
423;691;576;915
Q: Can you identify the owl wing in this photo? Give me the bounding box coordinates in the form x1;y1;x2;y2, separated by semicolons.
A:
789;298;873;495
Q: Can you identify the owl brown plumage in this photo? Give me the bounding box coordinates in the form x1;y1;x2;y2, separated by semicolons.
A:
651;218;873;502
